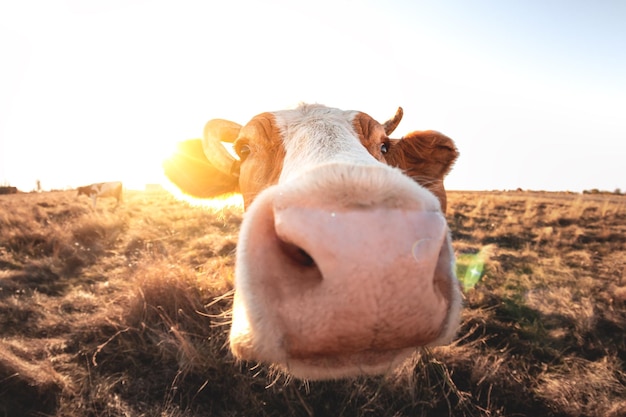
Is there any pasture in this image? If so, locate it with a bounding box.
[1,189,624,416]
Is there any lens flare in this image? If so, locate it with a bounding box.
[457,245,494,290]
[411,238,433,261]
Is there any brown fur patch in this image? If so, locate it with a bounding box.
[233,113,287,208]
[351,112,389,162]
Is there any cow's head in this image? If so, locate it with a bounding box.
[163,104,461,380]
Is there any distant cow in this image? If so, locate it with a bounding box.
[163,104,461,380]
[77,182,123,207]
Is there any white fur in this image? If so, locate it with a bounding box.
[273,104,380,184]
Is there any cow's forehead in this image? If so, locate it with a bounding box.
[241,105,383,143]
[271,105,359,129]
[250,105,381,182]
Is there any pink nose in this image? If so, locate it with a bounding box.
[271,205,451,358]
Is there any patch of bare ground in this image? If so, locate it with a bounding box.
[1,189,624,416]
[450,191,626,416]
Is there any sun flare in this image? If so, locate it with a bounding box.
[159,138,244,211]
[161,177,243,211]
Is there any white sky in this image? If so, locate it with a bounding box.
[1,0,625,192]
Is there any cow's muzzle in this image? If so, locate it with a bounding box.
[229,163,461,379]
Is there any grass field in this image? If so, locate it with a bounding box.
[1,189,625,416]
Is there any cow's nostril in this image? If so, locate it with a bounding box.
[278,239,315,267]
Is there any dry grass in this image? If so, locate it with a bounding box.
[0,189,624,416]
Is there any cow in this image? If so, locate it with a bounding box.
[163,104,461,380]
[76,181,123,207]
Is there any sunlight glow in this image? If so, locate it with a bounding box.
[161,175,244,212]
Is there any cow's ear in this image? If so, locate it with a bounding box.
[162,139,239,198]
[385,130,458,212]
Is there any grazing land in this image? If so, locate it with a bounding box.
[1,189,625,416]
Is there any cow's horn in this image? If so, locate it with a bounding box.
[202,119,242,176]
[383,107,403,135]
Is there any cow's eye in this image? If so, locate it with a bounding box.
[380,141,389,154]
[235,142,251,159]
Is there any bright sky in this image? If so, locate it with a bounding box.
[1,0,625,192]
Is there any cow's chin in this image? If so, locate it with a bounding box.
[229,322,416,380]
[280,349,416,380]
